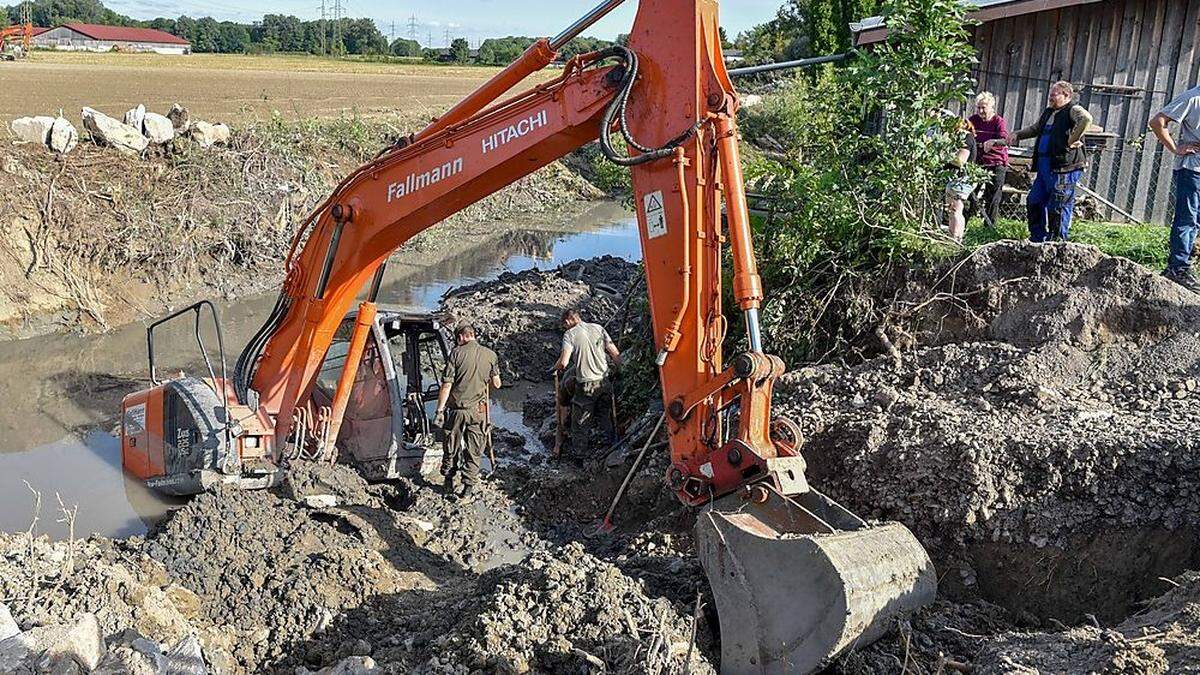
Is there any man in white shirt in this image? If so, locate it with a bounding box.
[1151,85,1200,291]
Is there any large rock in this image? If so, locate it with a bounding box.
[0,602,17,641]
[142,112,175,144]
[123,104,147,132]
[10,115,54,145]
[0,613,103,672]
[166,103,191,132]
[164,634,206,674]
[82,107,148,155]
[186,120,231,148]
[49,117,78,155]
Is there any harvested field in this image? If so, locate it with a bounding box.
[1,53,550,121]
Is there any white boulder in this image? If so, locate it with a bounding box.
[81,107,148,155]
[10,116,55,145]
[187,120,231,148]
[0,603,17,641]
[49,117,78,154]
[142,112,175,144]
[0,613,103,673]
[123,104,146,132]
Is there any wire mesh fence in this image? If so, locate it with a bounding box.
[988,144,1180,228]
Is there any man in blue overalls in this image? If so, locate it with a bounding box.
[994,81,1093,242]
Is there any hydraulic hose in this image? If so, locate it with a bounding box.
[594,45,701,166]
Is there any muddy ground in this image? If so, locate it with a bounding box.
[4,243,1200,674]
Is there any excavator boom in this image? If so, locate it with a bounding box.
[120,0,935,671]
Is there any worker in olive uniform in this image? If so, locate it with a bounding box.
[554,308,622,459]
[434,324,501,498]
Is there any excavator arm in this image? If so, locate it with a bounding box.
[123,1,935,672]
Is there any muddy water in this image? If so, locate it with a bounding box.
[0,202,639,540]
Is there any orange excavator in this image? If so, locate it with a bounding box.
[0,23,33,60]
[119,0,935,670]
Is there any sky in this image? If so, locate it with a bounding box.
[101,0,783,47]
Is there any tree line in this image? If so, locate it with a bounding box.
[2,0,618,60]
[734,0,879,64]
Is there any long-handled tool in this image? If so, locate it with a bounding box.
[594,413,665,534]
[484,398,497,477]
[552,370,566,458]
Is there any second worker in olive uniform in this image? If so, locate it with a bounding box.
[434,324,500,498]
[554,308,622,459]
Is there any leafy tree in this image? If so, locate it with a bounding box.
[477,35,534,65]
[390,37,421,57]
[217,21,249,53]
[449,36,469,62]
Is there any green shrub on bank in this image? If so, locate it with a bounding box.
[740,0,976,363]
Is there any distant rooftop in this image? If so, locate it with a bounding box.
[56,23,190,45]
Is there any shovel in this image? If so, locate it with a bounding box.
[552,370,566,458]
[484,398,496,477]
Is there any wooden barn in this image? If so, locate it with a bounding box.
[852,0,1200,225]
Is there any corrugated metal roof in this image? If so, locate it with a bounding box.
[30,27,51,36]
[63,23,190,45]
[852,0,1101,44]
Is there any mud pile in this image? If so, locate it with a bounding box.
[441,255,639,383]
[142,484,411,671]
[314,542,713,674]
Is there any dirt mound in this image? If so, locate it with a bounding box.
[355,542,713,674]
[143,486,408,670]
[777,241,1200,626]
[388,474,541,573]
[0,117,602,340]
[0,533,206,644]
[902,240,1200,350]
[441,255,639,383]
[279,459,380,507]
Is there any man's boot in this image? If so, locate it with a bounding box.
[1164,267,1200,292]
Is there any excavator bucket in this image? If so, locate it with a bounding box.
[695,484,936,674]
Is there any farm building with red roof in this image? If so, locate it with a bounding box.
[31,23,190,55]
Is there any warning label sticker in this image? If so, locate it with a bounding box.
[124,403,146,434]
[644,190,667,239]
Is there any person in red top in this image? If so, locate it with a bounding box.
[969,91,1009,228]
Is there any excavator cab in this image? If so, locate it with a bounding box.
[122,303,448,495]
[311,307,449,480]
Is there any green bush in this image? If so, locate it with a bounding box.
[739,0,976,363]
